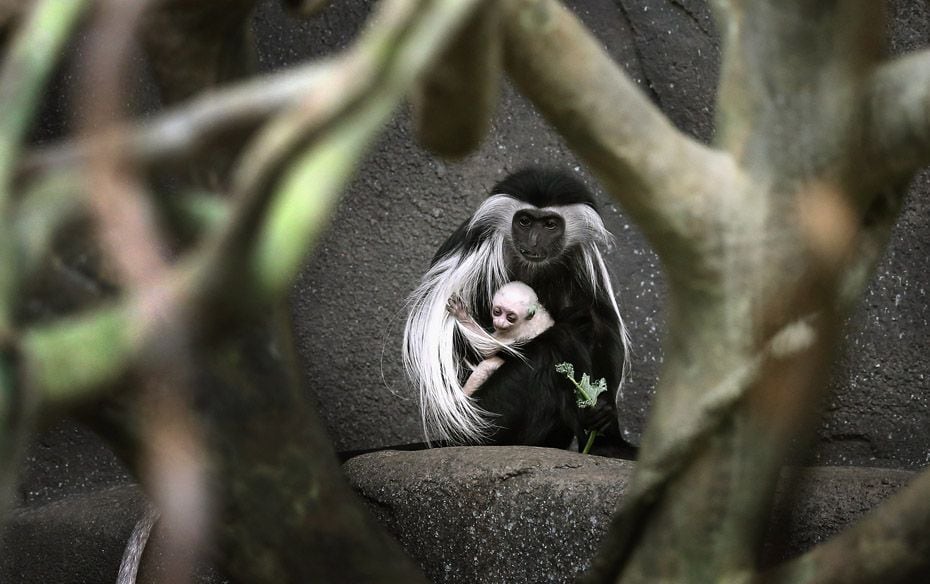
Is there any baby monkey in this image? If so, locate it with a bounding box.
[447,281,555,396]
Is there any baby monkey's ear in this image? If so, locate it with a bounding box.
[526,303,538,319]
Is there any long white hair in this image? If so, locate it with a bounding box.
[402,194,630,444]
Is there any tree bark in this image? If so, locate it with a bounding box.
[412,4,502,158]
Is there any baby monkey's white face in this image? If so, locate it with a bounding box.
[490,299,524,332]
[490,281,538,333]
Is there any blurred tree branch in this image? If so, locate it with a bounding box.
[501,0,741,265]
[411,4,502,158]
[5,0,484,582]
[18,59,339,182]
[0,0,91,524]
[0,1,29,38]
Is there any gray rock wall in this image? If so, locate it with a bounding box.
[288,1,930,469]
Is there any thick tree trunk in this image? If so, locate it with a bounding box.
[202,312,428,583]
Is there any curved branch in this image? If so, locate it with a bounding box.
[765,467,930,584]
[584,312,823,583]
[836,186,906,313]
[0,0,91,526]
[499,0,737,257]
[411,4,501,158]
[18,59,340,183]
[196,0,490,307]
[0,0,91,327]
[863,49,930,189]
[80,0,169,290]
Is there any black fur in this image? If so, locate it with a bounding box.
[434,168,627,449]
[492,167,599,209]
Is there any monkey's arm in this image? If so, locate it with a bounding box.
[462,355,505,396]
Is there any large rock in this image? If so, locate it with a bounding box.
[345,446,917,584]
[0,485,145,583]
[1,446,920,583]
[762,465,919,564]
[346,446,634,583]
[0,484,226,584]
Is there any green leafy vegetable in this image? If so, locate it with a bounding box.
[556,362,608,454]
[556,362,607,408]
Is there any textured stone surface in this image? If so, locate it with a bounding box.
[1,484,228,584]
[0,485,145,584]
[2,447,920,584]
[345,446,634,583]
[345,447,918,584]
[763,465,918,565]
[17,419,132,507]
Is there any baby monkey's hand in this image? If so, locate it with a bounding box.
[446,293,469,321]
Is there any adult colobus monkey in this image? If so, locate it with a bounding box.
[403,168,630,448]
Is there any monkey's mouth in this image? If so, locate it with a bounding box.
[518,248,546,261]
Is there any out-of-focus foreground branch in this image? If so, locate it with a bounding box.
[863,49,930,190]
[2,0,486,582]
[0,0,92,526]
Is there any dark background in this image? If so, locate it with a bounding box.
[21,0,930,509]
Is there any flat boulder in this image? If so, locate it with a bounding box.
[344,446,915,584]
[345,446,634,583]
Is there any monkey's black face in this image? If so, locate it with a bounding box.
[511,209,565,263]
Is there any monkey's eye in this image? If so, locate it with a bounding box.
[544,218,559,230]
[506,313,517,323]
[517,215,532,228]
[492,307,502,316]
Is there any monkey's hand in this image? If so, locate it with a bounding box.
[446,293,469,321]
[579,393,619,435]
